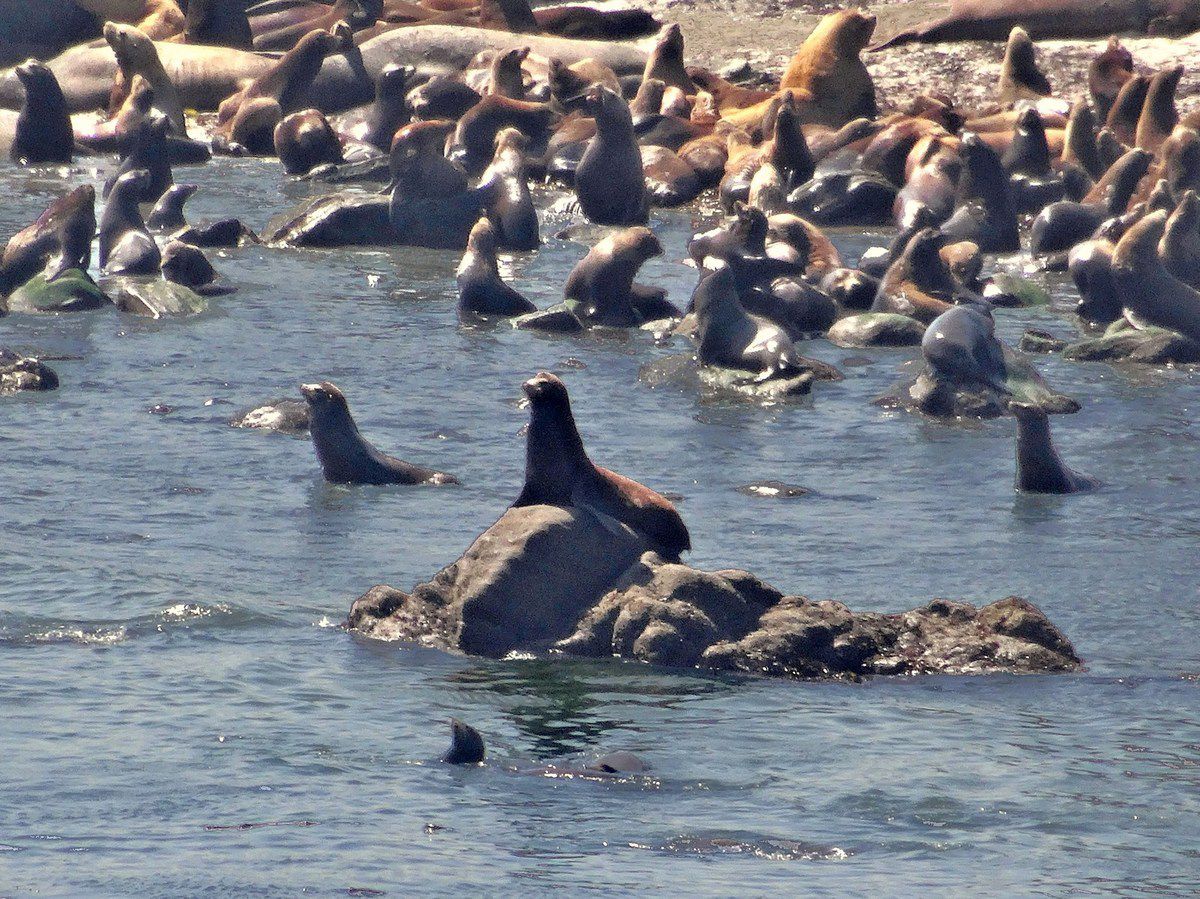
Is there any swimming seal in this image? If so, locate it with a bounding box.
[573,86,647,225]
[443,719,485,764]
[563,227,668,327]
[8,60,72,164]
[1011,403,1099,493]
[456,216,536,319]
[99,169,162,275]
[513,371,690,561]
[300,381,460,485]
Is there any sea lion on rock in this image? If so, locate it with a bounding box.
[389,120,489,249]
[563,227,669,327]
[301,381,459,486]
[104,22,187,135]
[147,183,196,231]
[1112,209,1200,343]
[573,85,647,225]
[275,108,344,175]
[513,371,690,561]
[779,9,877,128]
[996,27,1051,105]
[456,216,536,319]
[1134,65,1182,153]
[448,93,559,175]
[1011,403,1099,494]
[871,228,968,324]
[0,185,95,295]
[105,111,173,201]
[99,169,162,275]
[641,23,692,94]
[921,303,1009,398]
[161,239,229,294]
[7,60,72,164]
[442,719,485,764]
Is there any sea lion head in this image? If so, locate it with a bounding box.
[442,719,485,765]
[493,126,528,154]
[103,22,152,71]
[522,371,571,409]
[621,225,664,263]
[300,381,350,416]
[14,60,57,97]
[731,201,769,249]
[110,168,154,205]
[655,22,684,58]
[377,63,413,98]
[465,216,498,258]
[161,240,216,288]
[832,9,876,53]
[584,86,632,131]
[329,20,355,51]
[347,0,383,29]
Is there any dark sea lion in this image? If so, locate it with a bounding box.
[0,185,95,294]
[787,169,897,228]
[406,74,481,121]
[1002,108,1052,176]
[477,0,539,34]
[1160,127,1200,199]
[275,108,344,175]
[1160,190,1200,287]
[1134,65,1182,153]
[564,227,664,327]
[147,183,196,231]
[996,26,1051,105]
[350,63,411,151]
[185,0,254,48]
[442,719,485,765]
[456,216,535,319]
[921,303,1009,396]
[300,381,459,485]
[161,239,229,293]
[484,46,528,99]
[777,9,876,128]
[533,3,660,40]
[870,0,1179,49]
[478,127,539,251]
[7,60,72,164]
[940,132,1019,253]
[1106,73,1149,146]
[99,169,162,275]
[573,85,647,226]
[1088,38,1133,124]
[641,23,691,94]
[514,371,690,561]
[389,120,488,249]
[1011,403,1099,494]
[1068,216,1128,325]
[1031,148,1152,255]
[1112,209,1200,342]
[104,111,173,202]
[105,22,187,135]
[1062,98,1103,182]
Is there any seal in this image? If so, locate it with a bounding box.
[6,60,73,164]
[1112,209,1200,343]
[573,85,647,225]
[1134,65,1182,153]
[442,719,485,764]
[941,132,1019,252]
[99,169,162,276]
[0,184,95,294]
[388,120,488,249]
[353,63,412,151]
[478,127,539,251]
[161,239,230,294]
[184,0,254,48]
[1088,38,1133,123]
[105,111,173,202]
[274,108,344,175]
[1011,403,1099,493]
[513,371,690,561]
[105,22,187,136]
[147,183,197,231]
[871,227,966,324]
[484,46,529,99]
[563,227,666,327]
[1105,73,1149,146]
[448,93,559,175]
[300,381,460,485]
[1061,98,1103,182]
[456,216,536,318]
[996,26,1051,105]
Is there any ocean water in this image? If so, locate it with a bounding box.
[1,158,1198,897]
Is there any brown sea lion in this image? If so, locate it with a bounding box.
[449,93,559,174]
[1088,37,1134,123]
[1106,73,1149,146]
[1135,65,1182,153]
[105,22,186,135]
[871,227,962,323]
[300,381,459,486]
[641,23,691,94]
[275,108,344,175]
[1112,209,1200,342]
[76,0,185,40]
[1160,126,1200,199]
[1062,98,1103,182]
[455,216,536,319]
[485,46,528,98]
[563,226,665,326]
[513,371,690,561]
[996,26,1051,105]
[778,9,877,128]
[0,185,95,295]
[1159,190,1200,287]
[547,56,620,109]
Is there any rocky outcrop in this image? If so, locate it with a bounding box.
[0,349,58,393]
[347,504,1081,679]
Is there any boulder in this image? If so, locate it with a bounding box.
[827,312,925,348]
[0,349,58,393]
[6,270,110,313]
[1063,322,1200,364]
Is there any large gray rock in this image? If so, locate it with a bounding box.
[0,349,58,393]
[347,506,1081,679]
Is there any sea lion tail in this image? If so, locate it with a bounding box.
[867,29,918,52]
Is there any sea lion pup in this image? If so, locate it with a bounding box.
[99,169,162,276]
[1106,73,1149,146]
[456,217,535,319]
[941,133,1019,253]
[871,228,970,324]
[0,185,95,295]
[300,381,459,486]
[105,111,173,202]
[217,24,350,130]
[996,26,1051,106]
[1161,190,1200,288]
[5,61,73,164]
[1134,65,1182,154]
[514,371,690,561]
[442,719,485,765]
[1089,38,1134,123]
[1112,209,1200,343]
[104,22,187,136]
[641,23,692,94]
[1011,403,1099,494]
[275,109,344,175]
[184,0,253,49]
[778,9,877,128]
[478,127,539,251]
[147,183,196,231]
[573,86,647,225]
[563,227,671,327]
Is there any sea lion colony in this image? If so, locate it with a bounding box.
[5,1,1198,702]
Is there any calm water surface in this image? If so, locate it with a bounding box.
[1,158,1198,896]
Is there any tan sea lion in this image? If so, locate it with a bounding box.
[105,22,186,135]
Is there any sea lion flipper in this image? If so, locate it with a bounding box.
[574,498,635,543]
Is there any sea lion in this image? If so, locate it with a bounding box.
[1062,98,1103,182]
[456,216,535,319]
[300,381,459,486]
[221,95,284,154]
[77,0,185,39]
[147,183,196,231]
[641,23,692,94]
[448,93,559,175]
[779,9,877,128]
[921,303,1009,398]
[388,119,488,249]
[442,719,485,764]
[1068,216,1128,325]
[513,371,690,561]
[1134,65,1182,153]
[99,169,162,275]
[1088,38,1133,123]
[252,0,379,51]
[105,22,187,136]
[484,46,528,99]
[104,111,173,202]
[1160,190,1200,287]
[1106,73,1149,146]
[75,71,155,153]
[1112,209,1200,343]
[532,4,660,41]
[996,27,1051,105]
[871,227,967,324]
[1031,148,1152,255]
[6,60,72,164]
[1011,403,1099,494]
[563,227,666,327]
[478,127,539,251]
[184,0,253,48]
[573,86,647,226]
[547,56,620,109]
[940,132,1019,253]
[0,185,95,294]
[641,145,702,207]
[161,239,228,293]
[275,108,344,175]
[1160,126,1200,199]
[350,63,411,151]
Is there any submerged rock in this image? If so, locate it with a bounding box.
[261,193,393,248]
[827,313,925,348]
[1063,322,1200,365]
[230,398,310,434]
[108,279,209,318]
[346,504,1081,679]
[0,349,58,393]
[6,270,110,313]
